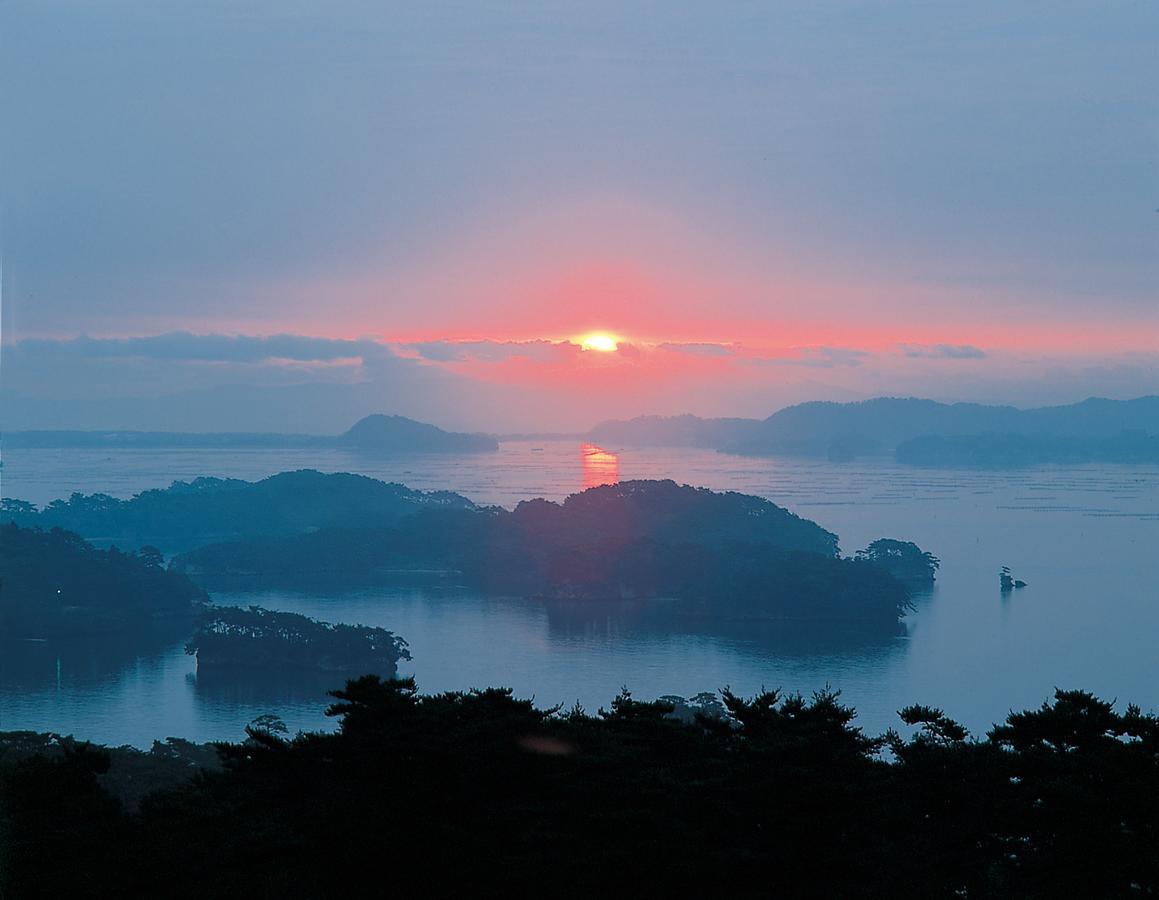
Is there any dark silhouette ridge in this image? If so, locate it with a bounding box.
[3,681,1157,896]
[588,395,1159,460]
[1,470,476,554]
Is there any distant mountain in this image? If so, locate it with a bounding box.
[730,396,1159,458]
[896,432,1159,467]
[339,414,497,453]
[587,397,1159,461]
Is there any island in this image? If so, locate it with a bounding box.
[338,414,497,453]
[999,567,1028,593]
[1,469,476,554]
[173,479,935,633]
[4,474,938,638]
[186,605,410,678]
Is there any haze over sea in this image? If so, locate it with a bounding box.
[3,441,1157,748]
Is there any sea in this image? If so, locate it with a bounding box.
[2,441,1157,748]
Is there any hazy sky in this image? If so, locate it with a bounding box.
[2,1,1157,431]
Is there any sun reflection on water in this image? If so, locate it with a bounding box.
[580,443,619,491]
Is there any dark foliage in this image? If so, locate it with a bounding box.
[0,523,207,639]
[186,605,410,677]
[856,538,940,589]
[0,731,222,813]
[2,683,1157,897]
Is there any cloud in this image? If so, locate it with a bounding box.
[1,333,428,406]
[656,342,737,357]
[13,332,394,365]
[5,330,1159,434]
[403,339,581,364]
[901,343,987,360]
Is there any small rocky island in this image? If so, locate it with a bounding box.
[999,567,1028,593]
[186,606,410,677]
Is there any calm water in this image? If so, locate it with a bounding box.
[2,441,1158,747]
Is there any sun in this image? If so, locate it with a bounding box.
[579,332,619,352]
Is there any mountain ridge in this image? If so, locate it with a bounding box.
[588,396,1159,459]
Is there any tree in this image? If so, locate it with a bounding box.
[137,545,164,568]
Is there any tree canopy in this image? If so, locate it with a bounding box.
[3,681,1157,897]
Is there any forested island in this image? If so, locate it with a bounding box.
[0,524,408,681]
[187,606,410,677]
[1,470,475,554]
[173,479,932,632]
[2,474,938,633]
[2,476,937,677]
[2,678,1156,896]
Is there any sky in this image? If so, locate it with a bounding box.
[2,1,1157,433]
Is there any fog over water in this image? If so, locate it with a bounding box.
[2,441,1157,747]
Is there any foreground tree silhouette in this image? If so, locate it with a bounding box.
[3,682,1158,897]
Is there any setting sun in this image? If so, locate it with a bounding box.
[580,332,619,352]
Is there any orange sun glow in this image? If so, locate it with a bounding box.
[579,332,619,352]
